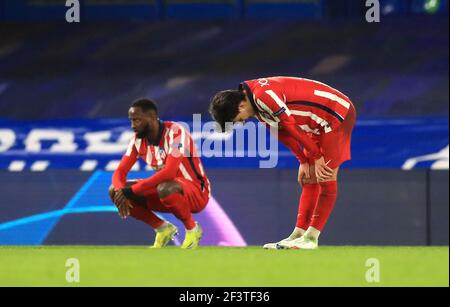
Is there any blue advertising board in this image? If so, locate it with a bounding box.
[0,117,448,170]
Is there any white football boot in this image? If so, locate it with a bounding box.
[278,227,320,250]
[285,237,318,250]
[263,228,304,250]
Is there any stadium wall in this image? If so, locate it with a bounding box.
[0,169,447,246]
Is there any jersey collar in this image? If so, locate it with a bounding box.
[148,120,165,146]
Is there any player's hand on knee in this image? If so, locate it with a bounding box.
[298,163,310,186]
[113,189,134,219]
[114,189,128,207]
[117,203,128,219]
[314,156,333,181]
[108,185,116,203]
[117,200,133,219]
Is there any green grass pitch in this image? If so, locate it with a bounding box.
[0,246,448,287]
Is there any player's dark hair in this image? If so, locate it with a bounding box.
[131,98,158,115]
[209,90,245,132]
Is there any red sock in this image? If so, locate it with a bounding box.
[160,193,196,230]
[129,206,165,229]
[296,183,321,230]
[310,181,338,231]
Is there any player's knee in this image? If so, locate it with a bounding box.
[319,176,338,183]
[318,179,338,195]
[318,169,339,183]
[301,177,318,185]
[108,184,115,200]
[157,182,182,199]
[125,180,137,188]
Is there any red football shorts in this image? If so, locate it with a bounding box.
[132,178,209,213]
[172,177,209,213]
[306,104,357,169]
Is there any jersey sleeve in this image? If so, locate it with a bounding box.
[277,129,309,164]
[255,87,322,161]
[112,137,138,189]
[262,121,307,164]
[131,124,187,195]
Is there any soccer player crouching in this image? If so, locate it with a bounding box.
[109,98,211,249]
[209,77,356,250]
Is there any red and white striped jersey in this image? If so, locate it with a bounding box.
[112,121,210,197]
[240,77,354,136]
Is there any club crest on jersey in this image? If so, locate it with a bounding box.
[258,78,270,87]
[159,148,167,159]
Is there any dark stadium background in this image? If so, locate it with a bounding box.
[0,0,448,247]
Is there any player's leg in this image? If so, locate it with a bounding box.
[306,168,339,236]
[109,181,162,225]
[278,166,339,250]
[263,165,320,249]
[141,191,179,248]
[288,104,356,250]
[109,181,178,248]
[289,168,340,250]
[270,165,321,249]
[157,181,196,230]
[295,164,321,233]
[157,180,207,249]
